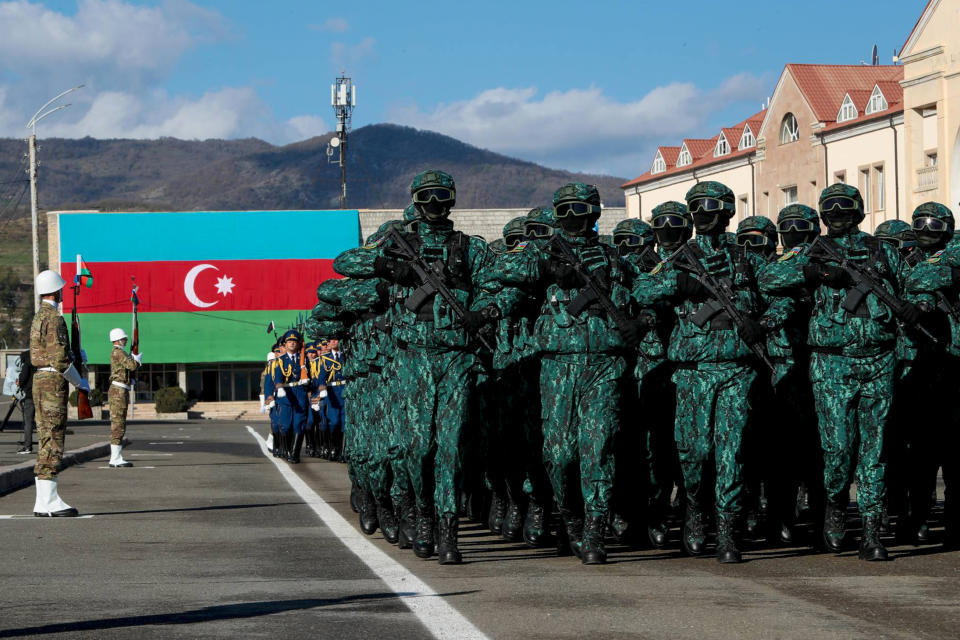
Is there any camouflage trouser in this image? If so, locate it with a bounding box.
[499,361,549,506]
[540,353,625,519]
[108,385,129,445]
[402,348,476,517]
[672,362,756,519]
[342,375,367,482]
[810,351,894,518]
[363,364,397,504]
[635,363,679,525]
[385,353,413,508]
[33,372,68,480]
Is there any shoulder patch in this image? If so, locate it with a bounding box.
[507,241,529,253]
[778,247,801,262]
[362,237,385,250]
[927,249,945,264]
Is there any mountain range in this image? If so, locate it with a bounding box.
[0,124,627,214]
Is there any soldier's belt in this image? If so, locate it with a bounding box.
[276,380,311,389]
[37,367,58,373]
[111,381,132,390]
[327,380,346,386]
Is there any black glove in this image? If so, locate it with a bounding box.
[540,260,584,289]
[375,280,391,299]
[738,317,765,345]
[460,306,499,332]
[804,263,852,288]
[899,301,922,326]
[676,272,705,298]
[620,320,644,349]
[373,256,418,286]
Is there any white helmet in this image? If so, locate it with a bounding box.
[109,328,128,342]
[36,270,67,295]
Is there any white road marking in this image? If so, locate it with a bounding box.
[147,442,183,445]
[97,466,156,469]
[128,453,173,457]
[162,435,191,438]
[0,515,95,519]
[246,425,488,640]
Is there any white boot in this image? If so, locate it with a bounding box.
[109,444,133,468]
[33,478,78,517]
[266,433,274,453]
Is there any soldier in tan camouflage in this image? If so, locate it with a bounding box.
[30,270,88,517]
[107,327,141,467]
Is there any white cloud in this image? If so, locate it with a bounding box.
[310,17,348,32]
[331,37,376,69]
[286,115,328,140]
[387,74,768,176]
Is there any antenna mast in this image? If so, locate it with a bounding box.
[328,72,356,209]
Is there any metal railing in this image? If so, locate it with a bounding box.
[916,165,938,192]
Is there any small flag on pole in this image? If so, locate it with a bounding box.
[76,254,93,288]
[266,321,275,334]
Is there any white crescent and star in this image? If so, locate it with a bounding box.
[184,264,235,308]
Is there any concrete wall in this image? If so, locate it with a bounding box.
[358,208,627,241]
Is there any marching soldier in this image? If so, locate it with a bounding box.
[106,328,141,468]
[30,270,88,517]
[267,330,310,463]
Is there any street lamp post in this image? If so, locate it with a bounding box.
[26,85,83,311]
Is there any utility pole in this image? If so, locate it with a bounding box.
[26,85,84,310]
[327,73,356,209]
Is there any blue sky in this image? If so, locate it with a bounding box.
[0,0,926,177]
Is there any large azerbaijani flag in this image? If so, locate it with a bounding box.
[58,210,360,364]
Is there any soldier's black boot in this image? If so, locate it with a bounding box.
[580,515,607,565]
[271,430,282,457]
[289,433,304,463]
[413,508,436,559]
[359,489,379,535]
[682,504,706,557]
[378,499,399,544]
[647,518,669,549]
[350,478,361,513]
[501,499,524,542]
[488,492,507,535]
[609,512,631,545]
[396,496,417,550]
[522,500,547,548]
[437,514,463,565]
[823,500,847,553]
[559,509,584,559]
[716,515,742,564]
[858,516,889,561]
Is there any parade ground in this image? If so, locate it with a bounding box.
[0,418,956,640]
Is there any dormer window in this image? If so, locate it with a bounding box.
[738,125,755,150]
[837,94,857,123]
[651,151,666,174]
[677,144,692,167]
[865,85,888,114]
[780,113,799,144]
[714,133,730,157]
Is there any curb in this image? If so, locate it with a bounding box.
[0,441,111,496]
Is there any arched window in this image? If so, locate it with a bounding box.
[714,133,730,157]
[837,94,857,123]
[780,113,799,144]
[651,151,666,174]
[866,86,888,115]
[677,144,692,167]
[738,125,755,150]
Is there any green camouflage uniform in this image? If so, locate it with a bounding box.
[108,344,138,445]
[29,301,72,480]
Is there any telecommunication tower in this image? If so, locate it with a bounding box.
[328,73,356,209]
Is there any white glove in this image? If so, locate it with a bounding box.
[318,389,328,399]
[132,353,143,364]
[266,401,275,410]
[258,394,265,411]
[311,402,320,411]
[61,363,85,387]
[276,387,286,398]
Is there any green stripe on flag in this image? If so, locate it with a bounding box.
[77,310,306,364]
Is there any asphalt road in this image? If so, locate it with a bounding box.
[0,421,957,639]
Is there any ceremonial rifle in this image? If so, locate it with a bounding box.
[384,227,495,351]
[70,282,93,420]
[130,277,139,417]
[808,237,938,344]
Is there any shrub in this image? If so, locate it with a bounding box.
[68,387,105,407]
[155,386,188,413]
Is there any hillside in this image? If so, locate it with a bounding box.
[0,124,626,213]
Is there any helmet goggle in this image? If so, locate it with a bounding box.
[613,233,649,248]
[554,201,602,217]
[877,236,916,250]
[412,187,455,203]
[736,234,772,248]
[504,233,525,248]
[912,216,950,233]
[777,218,818,233]
[687,198,728,214]
[820,196,860,213]
[651,214,691,229]
[525,222,554,239]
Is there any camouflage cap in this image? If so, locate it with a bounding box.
[402,203,418,222]
[912,201,954,223]
[553,182,601,206]
[503,216,527,238]
[874,219,913,239]
[410,169,455,194]
[613,218,653,238]
[651,201,690,220]
[686,181,735,205]
[737,215,776,234]
[777,204,820,223]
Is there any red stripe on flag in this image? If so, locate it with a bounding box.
[62,259,339,313]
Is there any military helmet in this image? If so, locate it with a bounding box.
[819,183,864,222]
[911,201,955,234]
[874,219,913,239]
[777,204,820,224]
[410,169,455,195]
[525,206,556,239]
[650,201,689,220]
[736,215,778,250]
[686,181,735,216]
[503,216,527,238]
[526,206,554,219]
[553,183,601,207]
[613,218,653,237]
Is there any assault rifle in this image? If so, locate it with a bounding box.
[808,237,938,344]
[71,283,93,420]
[543,235,641,348]
[384,227,496,351]
[670,243,776,375]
